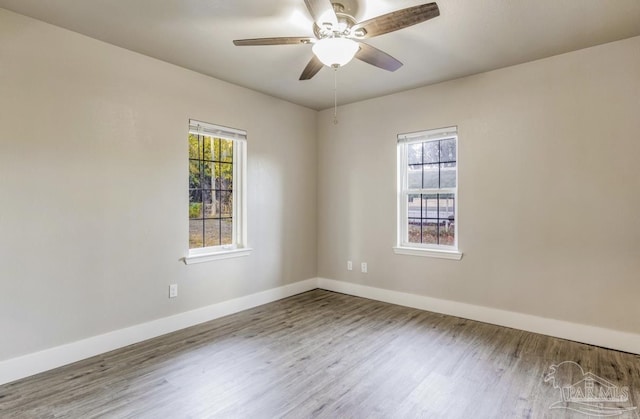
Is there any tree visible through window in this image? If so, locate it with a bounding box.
[187,120,246,254]
[189,134,233,247]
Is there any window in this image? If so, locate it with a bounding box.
[185,120,250,264]
[395,126,461,260]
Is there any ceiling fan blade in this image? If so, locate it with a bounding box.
[352,2,440,39]
[304,0,338,27]
[299,55,324,80]
[355,42,403,72]
[233,37,314,46]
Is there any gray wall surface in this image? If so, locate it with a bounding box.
[0,9,317,361]
[317,35,640,334]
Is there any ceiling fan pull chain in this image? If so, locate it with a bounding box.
[333,66,339,125]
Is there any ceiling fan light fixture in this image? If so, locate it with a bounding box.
[312,37,359,68]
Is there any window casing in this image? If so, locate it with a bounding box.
[396,126,461,259]
[185,120,250,264]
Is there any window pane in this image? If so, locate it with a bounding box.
[440,139,456,163]
[204,219,221,247]
[408,165,422,189]
[189,160,201,190]
[423,194,438,219]
[202,189,216,218]
[189,190,202,219]
[221,219,233,245]
[407,143,422,165]
[189,220,204,248]
[438,194,455,219]
[422,220,438,245]
[202,161,214,189]
[216,139,233,163]
[211,138,220,161]
[189,134,200,159]
[423,141,440,163]
[439,221,455,246]
[407,194,421,220]
[423,164,439,189]
[218,190,233,218]
[203,137,214,161]
[216,163,233,190]
[440,162,456,188]
[408,219,421,243]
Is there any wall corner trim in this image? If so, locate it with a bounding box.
[0,278,319,386]
[316,277,640,355]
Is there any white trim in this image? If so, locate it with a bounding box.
[5,277,639,385]
[316,278,640,355]
[238,138,248,246]
[188,119,246,142]
[184,247,253,264]
[406,187,457,195]
[397,132,459,251]
[393,246,462,260]
[398,126,457,143]
[0,278,317,385]
[187,126,248,258]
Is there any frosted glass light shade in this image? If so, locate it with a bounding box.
[312,38,359,67]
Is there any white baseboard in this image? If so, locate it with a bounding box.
[4,277,638,386]
[317,278,640,355]
[0,278,318,386]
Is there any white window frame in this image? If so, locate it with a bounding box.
[184,120,251,265]
[394,126,462,260]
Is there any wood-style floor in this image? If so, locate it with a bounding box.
[1,290,639,418]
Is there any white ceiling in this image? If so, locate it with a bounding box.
[1,0,639,110]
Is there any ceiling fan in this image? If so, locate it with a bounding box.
[233,0,440,80]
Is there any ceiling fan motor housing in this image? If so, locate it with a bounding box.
[313,3,365,40]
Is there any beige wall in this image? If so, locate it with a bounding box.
[318,36,640,333]
[0,9,317,361]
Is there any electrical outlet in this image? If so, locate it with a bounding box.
[169,284,178,298]
[347,260,353,271]
[361,262,367,273]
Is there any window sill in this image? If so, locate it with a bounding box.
[393,246,463,260]
[183,248,253,265]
